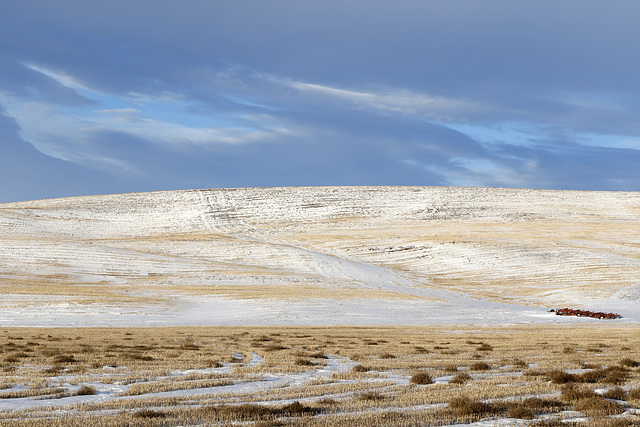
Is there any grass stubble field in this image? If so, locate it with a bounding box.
[1,186,639,425]
[0,326,639,426]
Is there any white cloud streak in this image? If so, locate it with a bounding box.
[289,81,483,122]
[15,63,294,148]
[22,62,94,94]
[92,108,293,147]
[1,81,294,177]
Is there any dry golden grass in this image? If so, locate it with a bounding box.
[0,325,638,426]
[163,283,413,300]
[0,276,158,305]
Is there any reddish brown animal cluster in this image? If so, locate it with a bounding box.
[549,308,622,319]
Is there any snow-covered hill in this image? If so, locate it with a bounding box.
[1,186,638,326]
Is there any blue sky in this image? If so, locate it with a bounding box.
[1,1,639,202]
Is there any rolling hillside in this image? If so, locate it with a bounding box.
[1,186,638,326]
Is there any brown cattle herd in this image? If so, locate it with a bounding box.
[550,308,622,319]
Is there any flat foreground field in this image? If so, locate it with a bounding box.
[0,325,639,426]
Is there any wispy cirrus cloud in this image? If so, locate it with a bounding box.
[289,81,484,122]
[91,108,294,147]
[1,63,297,175]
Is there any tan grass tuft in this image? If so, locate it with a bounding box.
[561,384,596,401]
[548,370,579,384]
[573,397,626,416]
[448,395,499,417]
[618,357,639,367]
[449,372,471,384]
[410,372,433,385]
[602,387,627,400]
[470,361,491,371]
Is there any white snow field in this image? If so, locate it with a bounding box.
[1,186,639,326]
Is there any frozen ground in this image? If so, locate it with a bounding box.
[0,186,638,326]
